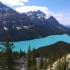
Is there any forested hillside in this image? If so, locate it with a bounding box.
[36,41,70,62]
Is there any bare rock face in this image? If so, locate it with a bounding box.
[0,2,34,28]
[66,54,70,69]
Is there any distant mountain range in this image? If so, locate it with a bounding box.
[0,2,70,41]
[65,25,70,28]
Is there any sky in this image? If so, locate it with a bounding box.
[0,0,70,25]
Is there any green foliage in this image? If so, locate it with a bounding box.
[43,58,47,70]
[55,57,67,70]
[19,49,26,58]
[29,65,38,70]
[38,55,43,70]
[36,41,70,63]
[12,51,19,59]
[26,45,32,70]
[55,59,62,70]
[0,35,16,70]
[31,48,36,65]
[26,46,37,70]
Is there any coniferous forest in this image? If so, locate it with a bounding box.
[0,36,70,70]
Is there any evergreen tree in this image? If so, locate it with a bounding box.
[61,56,67,70]
[31,48,36,65]
[55,57,67,70]
[55,59,62,70]
[19,48,23,58]
[29,65,38,70]
[38,55,43,70]
[49,63,52,70]
[0,35,16,70]
[23,50,26,57]
[19,49,26,58]
[43,58,47,70]
[26,45,32,70]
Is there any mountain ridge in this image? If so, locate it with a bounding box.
[0,2,70,41]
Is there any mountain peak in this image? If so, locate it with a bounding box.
[0,2,4,6]
[36,10,44,14]
[0,2,3,6]
[0,2,3,4]
[0,2,9,8]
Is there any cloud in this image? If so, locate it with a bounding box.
[0,0,28,6]
[0,0,69,25]
[15,6,70,25]
[15,6,53,15]
[53,14,70,25]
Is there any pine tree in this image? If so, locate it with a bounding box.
[55,59,62,70]
[29,65,38,70]
[0,35,16,70]
[49,63,52,70]
[19,48,23,58]
[23,50,26,57]
[19,49,26,58]
[61,56,67,70]
[55,57,67,70]
[31,48,36,65]
[43,58,47,70]
[38,55,43,70]
[26,45,32,70]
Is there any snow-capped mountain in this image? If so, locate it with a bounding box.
[26,10,70,31]
[0,2,34,29]
[26,10,59,26]
[0,2,70,41]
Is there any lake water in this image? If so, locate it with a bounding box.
[13,34,70,52]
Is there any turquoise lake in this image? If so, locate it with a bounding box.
[13,34,70,52]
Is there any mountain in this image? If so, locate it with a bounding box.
[0,2,70,41]
[26,10,70,32]
[0,2,38,41]
[26,10,70,36]
[0,2,34,28]
[65,25,70,28]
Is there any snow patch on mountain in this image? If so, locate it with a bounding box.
[23,26,28,29]
[16,27,22,30]
[26,10,51,21]
[44,15,51,19]
[38,16,40,19]
[27,12,33,16]
[4,27,8,30]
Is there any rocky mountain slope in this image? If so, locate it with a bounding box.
[26,10,70,32]
[0,2,70,41]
